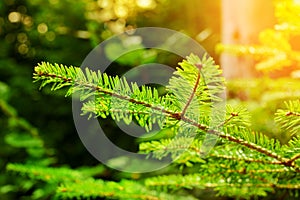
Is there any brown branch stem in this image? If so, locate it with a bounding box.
[181,72,201,117]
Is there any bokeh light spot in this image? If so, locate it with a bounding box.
[56,26,69,34]
[136,0,156,9]
[18,44,29,54]
[37,23,48,34]
[23,16,33,27]
[97,0,112,8]
[114,5,128,18]
[17,6,27,14]
[46,31,56,41]
[17,33,28,43]
[8,12,22,23]
[5,33,15,43]
[75,30,90,39]
[107,19,126,33]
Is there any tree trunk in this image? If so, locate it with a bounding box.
[221,0,275,79]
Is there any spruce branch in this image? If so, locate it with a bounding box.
[33,55,298,168]
[34,62,179,131]
[219,105,251,128]
[275,100,300,137]
[30,54,300,199]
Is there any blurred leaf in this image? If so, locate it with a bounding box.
[104,36,157,66]
[5,133,43,148]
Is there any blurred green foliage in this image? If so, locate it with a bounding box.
[0,0,221,199]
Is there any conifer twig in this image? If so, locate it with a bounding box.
[34,65,294,168]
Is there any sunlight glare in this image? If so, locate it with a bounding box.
[294,0,300,4]
[136,0,156,9]
[114,5,128,18]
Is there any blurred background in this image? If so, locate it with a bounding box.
[1,0,300,199]
[0,1,221,198]
[0,0,221,165]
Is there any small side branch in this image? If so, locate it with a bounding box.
[209,154,283,165]
[217,112,239,128]
[283,153,300,167]
[286,111,300,117]
[181,72,201,117]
